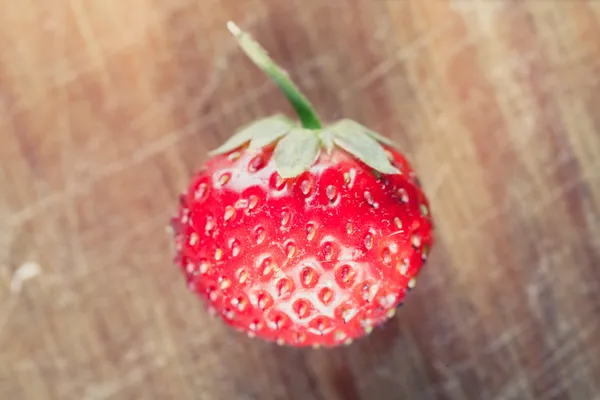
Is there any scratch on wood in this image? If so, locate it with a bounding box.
[68,0,112,90]
[0,299,17,337]
[483,323,526,355]
[427,163,451,197]
[339,20,457,99]
[433,359,470,400]
[82,354,168,400]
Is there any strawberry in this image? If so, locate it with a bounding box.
[170,22,434,347]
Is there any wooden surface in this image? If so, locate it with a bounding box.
[1,1,600,399]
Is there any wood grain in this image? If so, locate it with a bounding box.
[1,1,600,399]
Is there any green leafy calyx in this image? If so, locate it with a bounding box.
[330,120,400,174]
[209,116,401,178]
[213,22,401,177]
[208,115,295,156]
[274,128,321,178]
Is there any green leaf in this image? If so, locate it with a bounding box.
[249,121,296,150]
[208,115,295,156]
[331,120,401,175]
[337,119,398,148]
[273,128,321,178]
[318,129,335,155]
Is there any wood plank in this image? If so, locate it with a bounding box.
[1,1,599,399]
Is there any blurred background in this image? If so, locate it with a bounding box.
[1,1,600,399]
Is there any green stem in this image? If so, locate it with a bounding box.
[227,21,323,130]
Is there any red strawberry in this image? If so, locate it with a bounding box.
[170,22,434,347]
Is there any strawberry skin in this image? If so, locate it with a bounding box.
[172,145,433,347]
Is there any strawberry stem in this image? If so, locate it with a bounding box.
[227,21,323,130]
